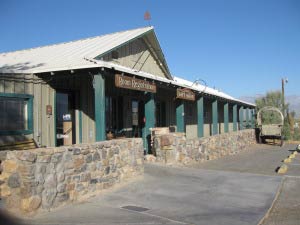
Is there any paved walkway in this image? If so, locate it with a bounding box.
[1,143,298,225]
[260,145,300,225]
[190,144,294,176]
[261,176,300,225]
[23,165,281,225]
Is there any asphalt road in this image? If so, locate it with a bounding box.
[1,143,298,225]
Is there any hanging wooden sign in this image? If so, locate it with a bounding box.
[176,88,195,101]
[115,74,157,93]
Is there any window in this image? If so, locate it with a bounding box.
[0,93,33,135]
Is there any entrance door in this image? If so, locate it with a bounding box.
[56,91,75,146]
[156,101,166,127]
[131,100,145,137]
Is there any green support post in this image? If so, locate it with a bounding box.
[224,102,229,133]
[251,108,256,128]
[212,99,218,135]
[197,97,204,137]
[94,73,106,141]
[246,108,250,128]
[239,106,244,130]
[54,90,57,146]
[143,93,155,154]
[233,104,237,131]
[176,101,185,133]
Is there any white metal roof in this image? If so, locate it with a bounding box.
[173,76,255,106]
[0,26,156,74]
[0,26,254,107]
[94,61,255,106]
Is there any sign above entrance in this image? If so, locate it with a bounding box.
[115,74,157,93]
[176,88,195,101]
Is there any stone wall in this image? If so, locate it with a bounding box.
[0,138,144,214]
[154,129,256,165]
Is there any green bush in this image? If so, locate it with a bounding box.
[293,128,300,141]
[283,117,291,140]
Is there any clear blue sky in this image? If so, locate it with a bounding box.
[0,0,299,98]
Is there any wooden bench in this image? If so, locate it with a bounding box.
[0,139,37,151]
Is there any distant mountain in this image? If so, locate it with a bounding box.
[239,95,300,118]
[239,95,262,104]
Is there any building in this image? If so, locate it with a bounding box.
[0,26,255,153]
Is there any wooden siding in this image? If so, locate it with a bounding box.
[1,71,248,147]
[0,74,55,146]
[185,101,197,139]
[101,38,168,79]
[218,101,224,134]
[105,74,176,131]
[204,99,212,136]
[155,86,176,127]
[0,73,96,147]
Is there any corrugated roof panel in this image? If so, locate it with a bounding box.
[0,27,154,74]
[173,76,255,106]
[0,26,254,106]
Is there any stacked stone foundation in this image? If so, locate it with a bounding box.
[0,138,144,214]
[154,129,256,165]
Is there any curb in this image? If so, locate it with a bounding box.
[283,158,291,163]
[257,177,286,225]
[289,154,295,159]
[283,150,298,164]
[293,151,298,156]
[277,164,288,174]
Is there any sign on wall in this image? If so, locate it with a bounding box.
[46,105,52,115]
[115,74,157,93]
[176,88,195,101]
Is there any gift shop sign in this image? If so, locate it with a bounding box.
[176,88,195,101]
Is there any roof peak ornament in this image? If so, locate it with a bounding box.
[144,10,151,26]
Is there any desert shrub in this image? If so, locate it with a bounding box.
[293,128,300,141]
[283,117,291,140]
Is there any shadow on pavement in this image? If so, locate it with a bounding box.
[0,209,25,225]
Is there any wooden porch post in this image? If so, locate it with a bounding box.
[197,97,204,137]
[212,99,218,135]
[94,73,106,141]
